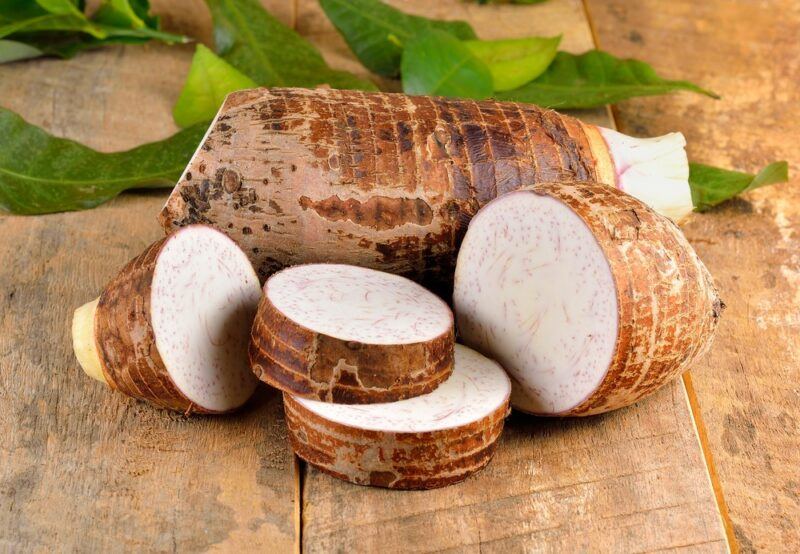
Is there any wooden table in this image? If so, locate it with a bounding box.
[0,1,796,551]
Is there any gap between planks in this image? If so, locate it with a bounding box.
[288,3,305,551]
[683,373,738,554]
[579,1,736,550]
[291,0,299,29]
[293,453,304,554]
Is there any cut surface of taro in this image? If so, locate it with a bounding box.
[72,225,262,413]
[250,263,455,403]
[454,182,721,416]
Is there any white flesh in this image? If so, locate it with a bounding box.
[599,127,693,222]
[295,344,510,433]
[454,191,618,414]
[266,264,452,345]
[151,226,261,412]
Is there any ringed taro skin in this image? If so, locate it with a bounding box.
[160,87,692,295]
[454,181,722,416]
[284,344,511,489]
[72,225,261,414]
[249,263,455,404]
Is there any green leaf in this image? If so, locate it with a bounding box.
[319,0,476,77]
[496,50,719,108]
[35,0,83,16]
[464,35,560,91]
[0,0,186,63]
[93,0,149,29]
[1,31,102,59]
[0,13,106,39]
[0,0,105,38]
[91,0,187,43]
[689,161,789,212]
[173,44,257,128]
[0,29,187,64]
[401,30,493,99]
[207,0,375,90]
[0,39,43,62]
[0,107,208,215]
[0,0,49,21]
[94,23,188,43]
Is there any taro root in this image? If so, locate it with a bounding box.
[284,344,511,489]
[72,225,261,414]
[453,181,723,416]
[249,263,454,404]
[160,87,691,294]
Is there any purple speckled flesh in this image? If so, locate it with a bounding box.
[151,226,261,411]
[266,264,453,345]
[453,190,618,414]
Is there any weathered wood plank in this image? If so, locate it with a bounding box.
[297,1,728,551]
[0,2,299,551]
[302,385,727,553]
[585,1,800,551]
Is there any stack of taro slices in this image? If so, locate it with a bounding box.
[249,263,512,489]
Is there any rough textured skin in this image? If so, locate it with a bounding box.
[250,291,454,404]
[283,394,509,490]
[94,237,211,414]
[159,87,615,294]
[511,182,724,416]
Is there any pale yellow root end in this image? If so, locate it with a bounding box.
[72,298,107,385]
[580,122,617,188]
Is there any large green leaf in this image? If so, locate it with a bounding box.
[0,107,207,215]
[464,35,560,91]
[319,0,476,77]
[207,0,375,90]
[690,161,789,212]
[401,30,492,99]
[496,50,719,108]
[173,44,257,128]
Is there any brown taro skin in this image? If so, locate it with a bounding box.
[517,182,723,416]
[93,237,202,413]
[159,87,615,294]
[283,394,509,490]
[249,277,455,404]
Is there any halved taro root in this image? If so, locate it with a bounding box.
[284,344,511,489]
[72,225,261,414]
[453,181,723,417]
[249,264,454,403]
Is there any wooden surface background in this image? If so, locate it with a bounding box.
[0,0,796,552]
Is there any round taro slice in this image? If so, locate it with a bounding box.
[284,344,511,489]
[72,225,261,413]
[249,263,455,403]
[453,181,722,416]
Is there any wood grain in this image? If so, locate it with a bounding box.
[298,1,728,551]
[585,1,800,551]
[302,385,726,553]
[0,2,298,551]
[0,0,760,551]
